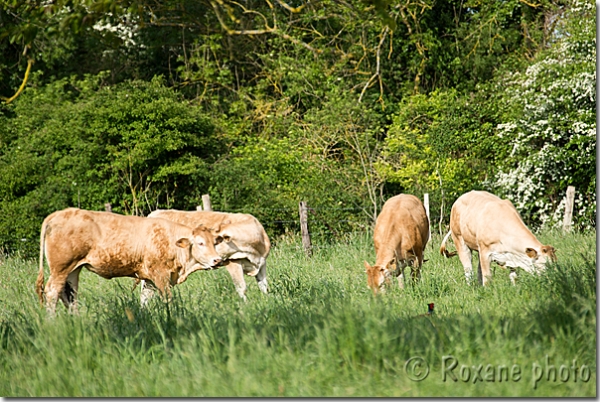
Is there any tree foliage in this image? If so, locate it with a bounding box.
[0,74,221,254]
[0,0,595,257]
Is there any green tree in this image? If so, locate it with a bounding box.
[378,88,504,228]
[0,73,222,256]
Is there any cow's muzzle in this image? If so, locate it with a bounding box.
[210,256,224,269]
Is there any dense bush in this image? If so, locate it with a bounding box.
[378,88,505,225]
[207,93,386,242]
[0,74,222,255]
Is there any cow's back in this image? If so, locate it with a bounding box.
[44,208,192,279]
[374,194,429,259]
[148,209,270,258]
[48,208,172,249]
[43,208,103,269]
[451,190,535,248]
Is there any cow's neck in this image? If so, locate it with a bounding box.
[175,248,203,284]
[489,250,536,273]
[374,245,397,268]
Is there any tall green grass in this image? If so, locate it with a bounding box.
[0,230,595,396]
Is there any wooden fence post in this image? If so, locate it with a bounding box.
[196,205,203,211]
[562,186,576,232]
[104,203,112,212]
[202,194,212,211]
[423,193,431,247]
[299,201,312,257]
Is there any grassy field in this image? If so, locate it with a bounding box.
[0,230,596,397]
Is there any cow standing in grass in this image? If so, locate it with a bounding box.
[364,194,430,295]
[440,190,557,286]
[36,208,223,314]
[147,209,271,301]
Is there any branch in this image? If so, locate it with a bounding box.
[2,51,33,104]
[275,0,308,13]
[210,0,322,55]
[210,0,276,35]
[358,26,388,103]
[279,32,322,54]
[518,0,541,8]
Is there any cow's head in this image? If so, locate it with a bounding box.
[525,244,557,272]
[364,258,396,295]
[176,224,223,270]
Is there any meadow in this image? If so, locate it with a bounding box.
[0,230,595,397]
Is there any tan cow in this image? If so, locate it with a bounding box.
[147,209,271,301]
[36,208,223,314]
[440,190,557,285]
[363,194,430,295]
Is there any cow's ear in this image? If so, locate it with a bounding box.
[192,224,206,234]
[387,258,397,269]
[542,245,558,261]
[525,248,538,258]
[542,245,556,254]
[363,261,371,273]
[176,238,191,248]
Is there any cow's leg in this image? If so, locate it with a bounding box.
[151,277,173,303]
[411,255,422,284]
[59,267,82,314]
[509,269,518,285]
[454,237,474,284]
[226,261,247,301]
[397,266,405,289]
[394,258,408,289]
[140,280,157,307]
[478,250,493,286]
[254,258,269,294]
[44,273,68,315]
[476,255,483,285]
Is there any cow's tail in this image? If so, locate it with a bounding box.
[35,217,49,307]
[439,230,457,258]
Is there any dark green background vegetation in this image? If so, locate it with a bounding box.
[0,0,596,256]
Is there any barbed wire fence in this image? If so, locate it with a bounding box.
[195,194,447,255]
[192,185,580,256]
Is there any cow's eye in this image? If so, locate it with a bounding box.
[197,241,205,246]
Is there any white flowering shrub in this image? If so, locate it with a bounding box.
[92,13,140,48]
[493,0,596,230]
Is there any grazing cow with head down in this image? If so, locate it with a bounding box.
[36,208,223,314]
[147,209,271,301]
[440,190,557,285]
[363,194,430,295]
